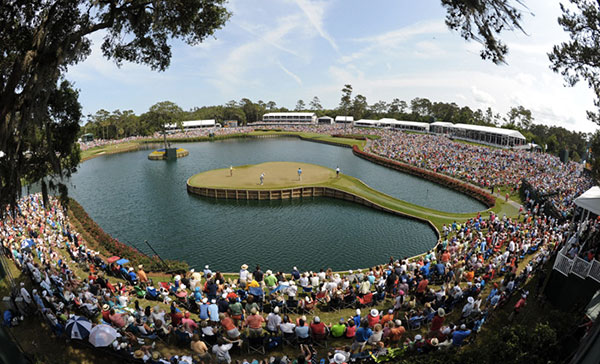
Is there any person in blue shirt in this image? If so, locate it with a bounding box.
[127,268,138,283]
[291,266,300,280]
[208,299,219,323]
[351,320,372,353]
[295,318,310,339]
[353,309,361,327]
[420,262,430,278]
[193,287,202,302]
[452,324,471,346]
[199,298,210,320]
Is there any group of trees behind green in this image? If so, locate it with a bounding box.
[83,86,592,163]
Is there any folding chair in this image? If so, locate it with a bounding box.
[311,332,328,348]
[246,334,265,355]
[357,292,373,308]
[315,291,328,305]
[328,297,342,312]
[406,315,424,331]
[282,332,297,347]
[285,298,299,314]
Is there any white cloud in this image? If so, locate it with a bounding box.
[341,20,448,63]
[278,61,303,85]
[471,86,496,105]
[293,0,338,51]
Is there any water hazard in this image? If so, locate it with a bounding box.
[66,138,485,271]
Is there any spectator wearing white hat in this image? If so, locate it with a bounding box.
[266,306,282,334]
[461,296,475,318]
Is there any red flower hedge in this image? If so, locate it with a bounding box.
[352,146,496,208]
[68,199,189,273]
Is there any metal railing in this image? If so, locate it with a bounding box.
[553,251,600,283]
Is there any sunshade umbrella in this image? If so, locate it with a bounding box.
[65,315,92,340]
[88,324,119,347]
[115,258,130,265]
[106,256,120,264]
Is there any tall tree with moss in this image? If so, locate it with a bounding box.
[0,0,230,216]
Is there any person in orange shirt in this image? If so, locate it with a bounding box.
[380,309,395,326]
[387,319,405,346]
[464,270,474,282]
[137,265,148,287]
[441,251,451,263]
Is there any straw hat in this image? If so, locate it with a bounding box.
[430,338,439,346]
[437,308,446,317]
[102,304,109,311]
[241,264,248,270]
[138,265,143,269]
[133,350,145,359]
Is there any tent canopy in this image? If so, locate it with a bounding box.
[575,186,600,216]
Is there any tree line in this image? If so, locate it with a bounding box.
[82,86,593,163]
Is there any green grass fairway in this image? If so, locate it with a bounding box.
[188,161,337,188]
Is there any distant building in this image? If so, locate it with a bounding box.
[353,118,430,132]
[165,120,216,131]
[261,112,317,124]
[430,121,526,148]
[317,116,334,125]
[81,133,94,142]
[335,116,353,124]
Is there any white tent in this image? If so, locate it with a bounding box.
[575,186,600,216]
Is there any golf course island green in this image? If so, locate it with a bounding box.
[186,161,488,234]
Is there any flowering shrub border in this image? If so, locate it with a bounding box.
[68,199,189,272]
[352,146,496,208]
[331,134,367,141]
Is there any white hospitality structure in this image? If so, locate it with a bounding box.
[261,112,317,124]
[165,119,216,131]
[353,118,430,132]
[430,121,526,148]
[317,116,334,124]
[552,186,600,283]
[335,116,354,124]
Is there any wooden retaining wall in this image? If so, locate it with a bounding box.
[186,184,440,238]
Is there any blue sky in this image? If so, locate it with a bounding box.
[67,0,598,133]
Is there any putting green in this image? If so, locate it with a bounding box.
[188,161,337,188]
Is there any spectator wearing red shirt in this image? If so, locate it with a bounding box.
[367,309,380,328]
[429,308,445,335]
[182,311,198,333]
[309,316,326,336]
